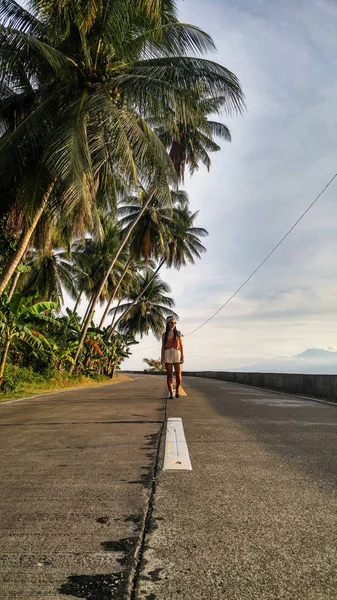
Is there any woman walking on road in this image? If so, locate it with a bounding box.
[161,316,184,398]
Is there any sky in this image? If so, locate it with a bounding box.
[79,0,337,373]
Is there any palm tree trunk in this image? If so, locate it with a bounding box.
[0,202,46,297]
[111,357,119,379]
[0,181,54,297]
[98,259,131,329]
[107,297,122,341]
[73,291,82,314]
[7,271,21,301]
[7,249,29,301]
[111,258,166,335]
[69,189,156,374]
[0,338,11,387]
[82,293,95,324]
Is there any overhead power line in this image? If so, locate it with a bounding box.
[132,171,337,350]
[185,172,337,336]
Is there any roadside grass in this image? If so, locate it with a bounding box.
[0,365,132,402]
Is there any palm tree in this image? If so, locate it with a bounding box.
[17,249,79,307]
[98,258,131,329]
[157,95,233,182]
[105,187,179,335]
[0,0,244,295]
[111,201,208,331]
[117,188,188,262]
[7,262,31,301]
[113,271,177,339]
[69,187,158,371]
[81,215,125,305]
[99,256,153,329]
[0,292,57,386]
[165,204,208,269]
[69,213,128,316]
[70,239,97,314]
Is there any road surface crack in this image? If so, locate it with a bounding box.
[128,395,168,600]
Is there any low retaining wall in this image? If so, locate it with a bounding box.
[183,371,337,403]
[122,370,337,402]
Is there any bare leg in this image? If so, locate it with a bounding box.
[165,363,174,396]
[174,362,182,395]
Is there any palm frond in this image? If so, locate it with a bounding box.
[206,120,231,141]
[0,0,46,37]
[117,57,245,117]
[45,93,94,216]
[0,86,60,173]
[125,22,216,60]
[0,26,78,84]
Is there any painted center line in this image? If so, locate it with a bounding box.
[163,418,192,471]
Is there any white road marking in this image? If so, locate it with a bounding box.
[163,418,192,471]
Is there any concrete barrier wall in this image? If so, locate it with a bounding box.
[183,371,337,402]
[122,370,337,402]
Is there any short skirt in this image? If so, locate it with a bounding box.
[164,349,181,364]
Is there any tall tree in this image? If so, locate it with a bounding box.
[113,271,177,339]
[18,249,79,307]
[111,202,208,331]
[158,95,233,182]
[69,188,157,371]
[0,0,244,295]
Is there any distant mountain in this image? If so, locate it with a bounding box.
[233,347,337,375]
[295,348,337,359]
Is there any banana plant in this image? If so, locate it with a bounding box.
[105,331,137,379]
[47,308,82,371]
[0,292,58,387]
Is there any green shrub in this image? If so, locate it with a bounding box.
[143,357,165,373]
[3,364,50,393]
[1,362,108,396]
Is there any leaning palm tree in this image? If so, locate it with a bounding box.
[105,187,181,335]
[100,256,155,330]
[113,271,177,339]
[0,0,244,297]
[111,201,208,333]
[98,258,132,329]
[70,212,133,329]
[82,214,126,306]
[117,188,179,262]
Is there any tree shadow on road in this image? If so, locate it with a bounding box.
[58,534,138,599]
[58,572,128,600]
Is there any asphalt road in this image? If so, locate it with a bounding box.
[141,376,337,600]
[0,377,165,600]
[1,375,336,600]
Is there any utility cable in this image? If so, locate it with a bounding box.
[185,171,337,336]
[131,171,337,349]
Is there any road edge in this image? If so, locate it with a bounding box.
[0,375,136,405]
